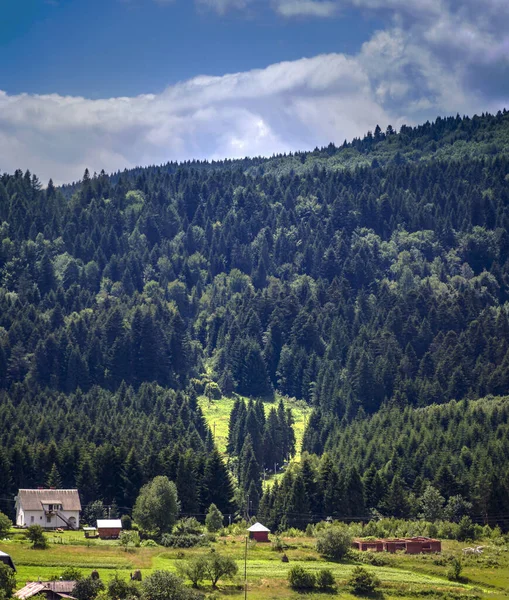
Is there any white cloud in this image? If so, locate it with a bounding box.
[195,0,253,13]
[274,0,338,17]
[2,0,508,183]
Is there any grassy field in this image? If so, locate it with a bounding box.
[2,530,508,599]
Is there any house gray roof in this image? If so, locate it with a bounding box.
[96,519,122,529]
[0,551,16,571]
[17,489,81,511]
[15,581,76,600]
[247,522,270,532]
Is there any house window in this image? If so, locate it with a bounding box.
[46,516,52,523]
[31,516,34,523]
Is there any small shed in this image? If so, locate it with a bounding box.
[0,551,16,571]
[83,526,98,539]
[96,519,122,539]
[248,522,270,542]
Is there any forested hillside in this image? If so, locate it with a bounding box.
[1,110,509,522]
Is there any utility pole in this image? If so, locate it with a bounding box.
[213,422,216,438]
[244,535,248,600]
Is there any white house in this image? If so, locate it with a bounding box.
[15,489,81,530]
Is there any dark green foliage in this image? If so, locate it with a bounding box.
[201,553,238,587]
[0,563,16,600]
[25,525,48,549]
[133,476,180,534]
[59,568,83,581]
[142,571,199,600]
[205,504,223,532]
[2,111,509,524]
[72,577,105,600]
[107,574,140,600]
[0,512,12,538]
[315,569,336,591]
[447,558,463,582]
[287,565,316,590]
[347,566,380,595]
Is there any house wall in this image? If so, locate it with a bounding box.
[251,531,269,542]
[16,510,80,529]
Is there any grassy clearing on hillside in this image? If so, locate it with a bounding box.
[198,395,311,459]
[2,532,505,599]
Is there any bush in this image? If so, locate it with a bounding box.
[142,570,199,600]
[173,518,203,536]
[107,574,140,600]
[315,569,336,590]
[0,563,16,599]
[25,525,48,549]
[316,526,352,560]
[0,512,12,538]
[119,530,140,551]
[141,539,159,548]
[176,557,206,588]
[205,504,223,533]
[447,557,463,581]
[59,567,83,581]
[121,515,132,531]
[288,565,316,590]
[204,382,222,400]
[160,534,202,548]
[72,577,105,600]
[457,516,476,542]
[347,566,380,595]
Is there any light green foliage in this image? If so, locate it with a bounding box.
[419,485,445,521]
[316,526,352,560]
[204,382,222,401]
[133,476,180,534]
[119,531,140,551]
[201,553,238,587]
[205,504,223,533]
[59,567,84,581]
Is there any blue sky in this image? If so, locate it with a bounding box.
[2,0,380,98]
[1,0,508,183]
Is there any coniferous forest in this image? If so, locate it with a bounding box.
[1,110,509,526]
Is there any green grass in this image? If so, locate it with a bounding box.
[3,532,506,599]
[198,395,311,459]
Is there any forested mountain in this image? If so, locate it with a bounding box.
[1,110,509,523]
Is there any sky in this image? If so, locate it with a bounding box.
[1,0,509,184]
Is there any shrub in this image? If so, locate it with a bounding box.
[447,558,463,581]
[272,537,287,552]
[141,539,159,548]
[59,567,83,581]
[121,515,132,531]
[25,525,48,549]
[347,566,380,595]
[119,530,141,551]
[142,570,198,600]
[0,512,12,538]
[288,566,315,590]
[107,574,140,600]
[0,562,16,599]
[160,534,202,548]
[205,504,223,533]
[316,526,352,560]
[173,518,203,536]
[201,553,238,588]
[315,569,336,590]
[176,557,206,588]
[457,516,475,542]
[204,382,222,400]
[72,577,105,600]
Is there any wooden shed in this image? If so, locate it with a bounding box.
[96,519,122,539]
[247,522,270,542]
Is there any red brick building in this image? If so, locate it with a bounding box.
[353,536,441,554]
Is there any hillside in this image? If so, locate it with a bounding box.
[1,110,509,522]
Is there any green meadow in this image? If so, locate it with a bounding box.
[3,530,508,600]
